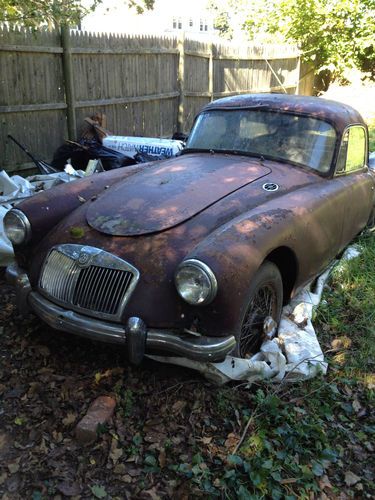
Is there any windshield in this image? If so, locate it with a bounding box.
[186,109,337,173]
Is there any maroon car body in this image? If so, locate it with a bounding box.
[5,94,375,363]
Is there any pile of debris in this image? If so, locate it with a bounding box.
[50,113,184,172]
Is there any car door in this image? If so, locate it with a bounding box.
[334,126,375,247]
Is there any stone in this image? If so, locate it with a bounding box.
[75,396,116,445]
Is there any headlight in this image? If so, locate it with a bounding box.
[175,259,217,305]
[3,209,32,245]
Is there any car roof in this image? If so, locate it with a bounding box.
[201,93,365,131]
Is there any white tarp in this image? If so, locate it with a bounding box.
[148,246,361,385]
[0,168,85,267]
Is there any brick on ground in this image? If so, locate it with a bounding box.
[75,395,116,445]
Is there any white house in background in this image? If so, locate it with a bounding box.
[82,0,217,38]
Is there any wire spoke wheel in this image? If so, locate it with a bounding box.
[237,261,283,358]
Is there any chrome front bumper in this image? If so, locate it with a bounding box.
[6,263,235,363]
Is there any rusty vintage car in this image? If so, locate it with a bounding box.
[5,94,375,364]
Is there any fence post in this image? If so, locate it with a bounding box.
[296,54,301,94]
[177,32,185,133]
[61,26,77,140]
[209,42,214,102]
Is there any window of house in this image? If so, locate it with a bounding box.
[200,20,203,31]
[189,18,193,27]
[172,18,177,29]
[178,18,182,29]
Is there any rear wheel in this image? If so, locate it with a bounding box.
[235,261,283,358]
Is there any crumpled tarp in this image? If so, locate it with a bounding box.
[148,246,361,385]
[0,168,85,266]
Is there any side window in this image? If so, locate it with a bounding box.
[346,127,366,172]
[336,126,366,174]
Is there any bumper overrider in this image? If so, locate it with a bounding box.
[6,263,235,364]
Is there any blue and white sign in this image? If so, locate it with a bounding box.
[103,136,184,159]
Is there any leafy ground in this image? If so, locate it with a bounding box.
[0,232,374,499]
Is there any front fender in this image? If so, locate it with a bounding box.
[183,180,347,336]
[182,207,296,336]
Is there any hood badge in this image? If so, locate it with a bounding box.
[262,182,279,192]
[77,249,94,267]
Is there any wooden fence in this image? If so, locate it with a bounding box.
[0,25,310,174]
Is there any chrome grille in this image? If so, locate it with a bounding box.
[39,244,139,320]
[73,266,133,314]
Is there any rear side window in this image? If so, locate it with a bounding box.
[336,126,366,174]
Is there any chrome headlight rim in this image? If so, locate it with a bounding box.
[4,208,32,245]
[175,258,218,306]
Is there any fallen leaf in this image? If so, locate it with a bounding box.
[90,484,107,499]
[345,471,361,486]
[120,474,133,484]
[171,400,186,414]
[27,382,40,397]
[7,473,21,493]
[158,448,166,468]
[352,397,361,412]
[319,475,333,490]
[114,463,126,475]
[280,478,297,484]
[35,345,50,357]
[224,433,240,450]
[57,481,82,497]
[109,438,123,464]
[331,336,352,350]
[8,463,19,474]
[143,486,161,500]
[62,412,77,426]
[52,431,63,443]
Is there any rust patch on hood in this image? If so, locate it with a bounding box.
[87,154,271,236]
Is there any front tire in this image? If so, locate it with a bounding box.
[235,261,283,358]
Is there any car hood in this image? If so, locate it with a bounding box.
[87,153,271,236]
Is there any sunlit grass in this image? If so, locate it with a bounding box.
[316,233,375,375]
[368,119,375,152]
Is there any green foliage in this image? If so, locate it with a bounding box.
[170,233,375,497]
[0,0,154,29]
[242,0,375,80]
[117,387,135,417]
[368,120,375,152]
[0,0,99,29]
